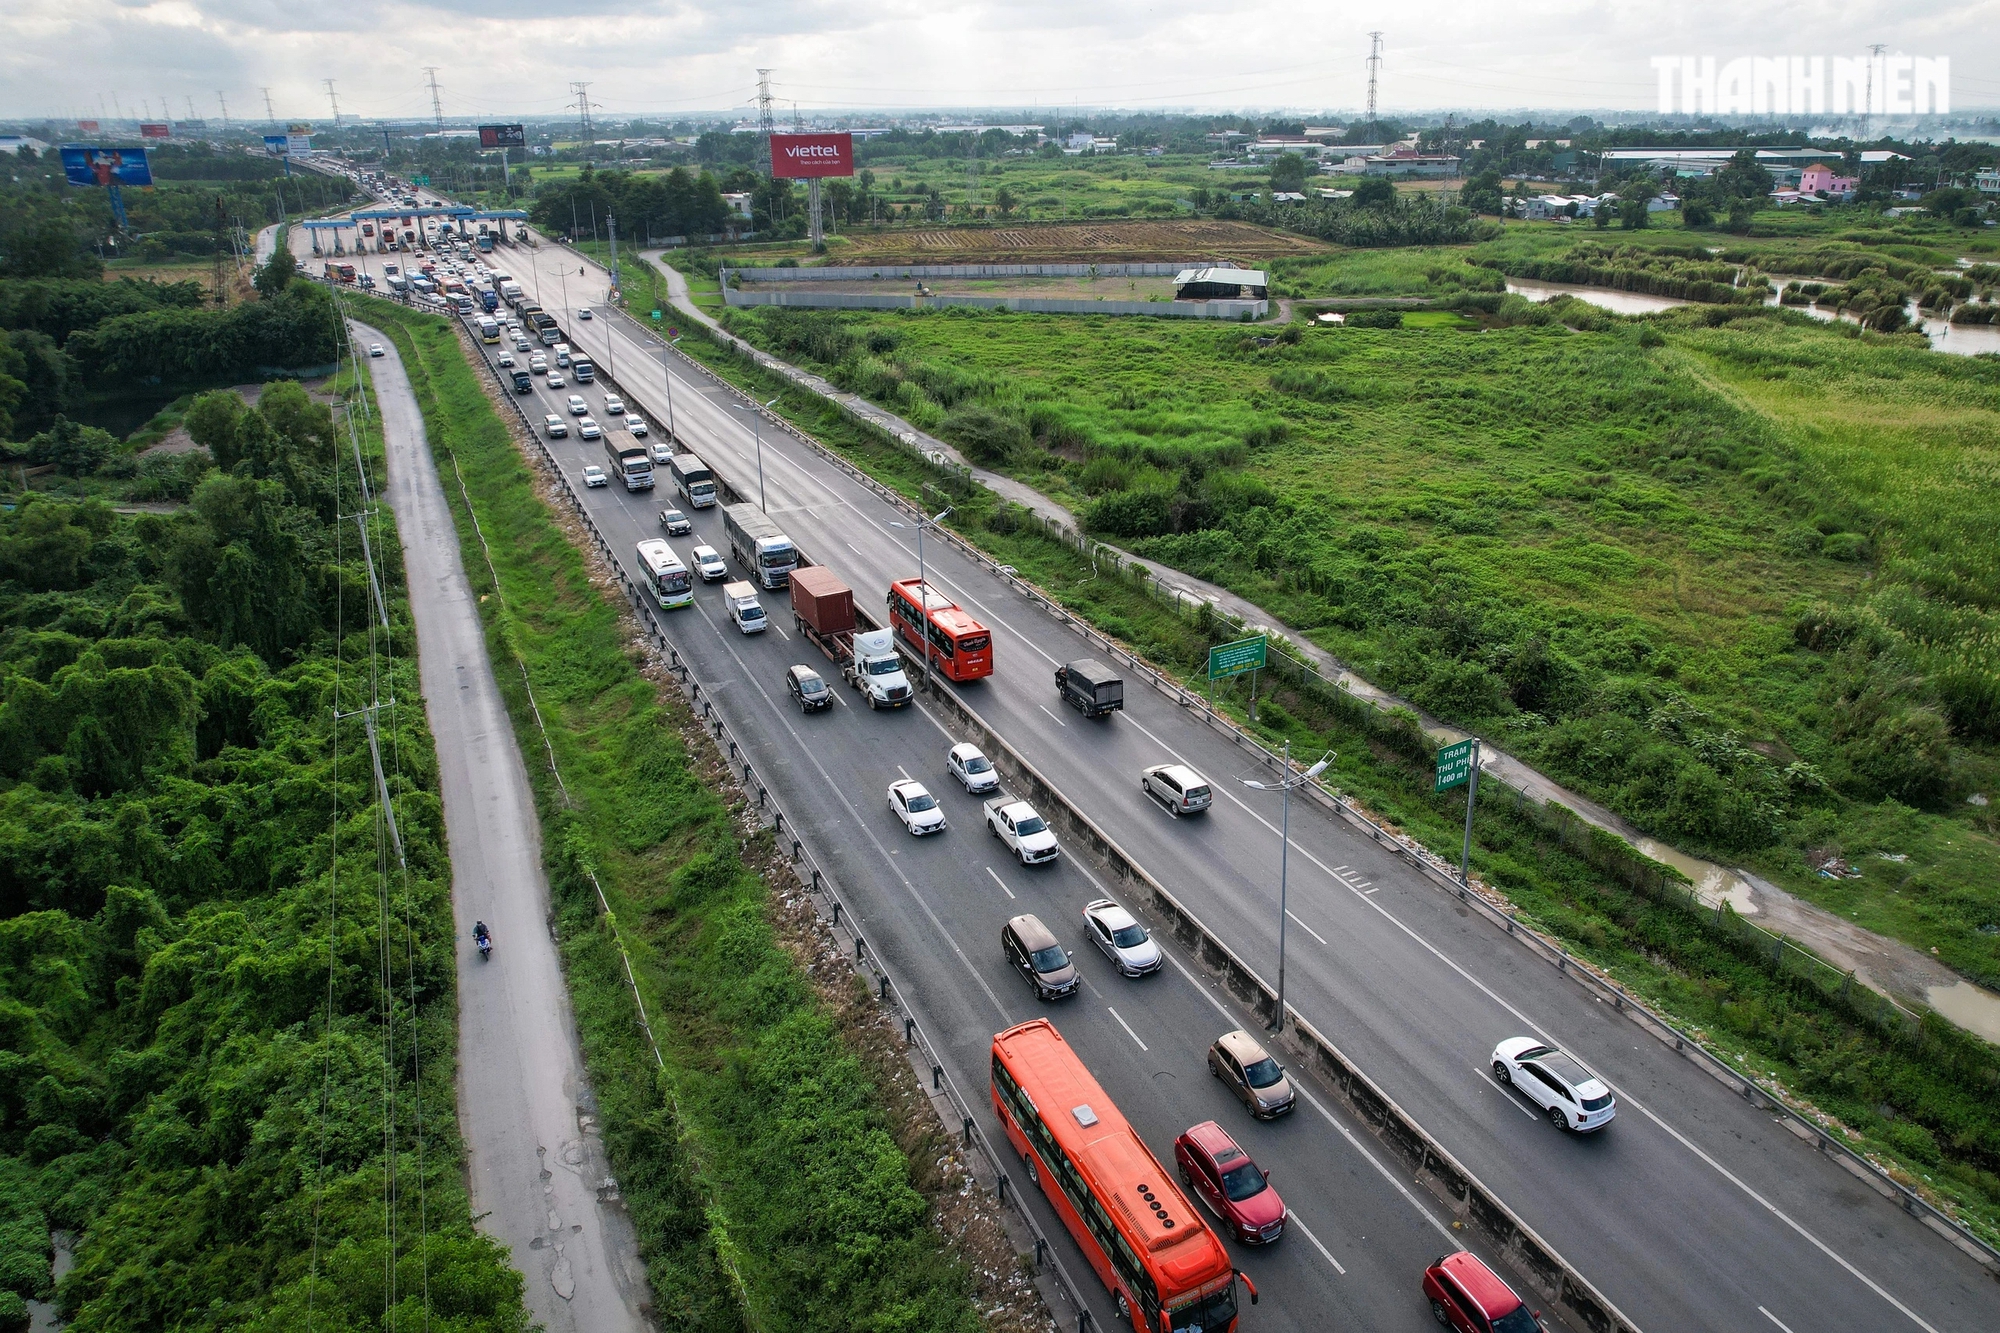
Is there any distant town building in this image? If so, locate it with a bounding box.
[1360,148,1461,178]
[1798,164,1859,196]
[0,135,50,155]
[1976,169,2000,197]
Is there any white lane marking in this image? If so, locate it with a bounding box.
[1760,1308,1799,1333]
[1334,865,1351,873]
[847,543,864,555]
[1038,705,1067,727]
[1107,1006,1149,1052]
[1285,909,1328,947]
[1160,952,1454,1242]
[770,620,790,641]
[897,765,912,781]
[985,866,1017,900]
[1360,886,1379,896]
[1478,1068,1539,1119]
[1285,1210,1346,1275]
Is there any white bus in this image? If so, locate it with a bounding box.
[635,539,693,610]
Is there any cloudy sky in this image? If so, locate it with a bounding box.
[4,0,1995,123]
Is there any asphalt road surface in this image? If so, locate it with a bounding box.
[363,323,651,1333]
[316,215,2000,1333]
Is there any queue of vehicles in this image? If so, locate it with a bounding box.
[450,287,1594,1333]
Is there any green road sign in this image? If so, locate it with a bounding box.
[1207,635,1267,680]
[1435,738,1477,792]
[650,309,662,320]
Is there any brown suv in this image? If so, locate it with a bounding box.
[1002,914,1078,1000]
[1208,1029,1296,1118]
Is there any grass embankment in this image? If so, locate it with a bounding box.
[663,300,2000,1244]
[355,298,997,1332]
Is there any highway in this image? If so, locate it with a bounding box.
[309,211,2000,1333]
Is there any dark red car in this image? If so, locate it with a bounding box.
[1422,1251,1542,1333]
[1173,1120,1286,1245]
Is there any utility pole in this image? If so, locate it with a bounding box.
[757,68,777,176]
[217,91,230,131]
[212,196,228,303]
[185,95,198,121]
[262,87,276,127]
[1366,32,1385,136]
[1863,43,1886,139]
[570,81,594,139]
[324,78,341,129]
[425,67,445,129]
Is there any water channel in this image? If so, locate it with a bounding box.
[1504,276,2000,357]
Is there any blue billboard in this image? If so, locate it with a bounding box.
[60,145,153,188]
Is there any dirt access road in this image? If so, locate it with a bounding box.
[360,322,653,1333]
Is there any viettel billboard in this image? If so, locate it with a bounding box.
[770,132,853,179]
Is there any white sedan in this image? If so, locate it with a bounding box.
[604,394,626,415]
[1082,899,1162,977]
[888,780,946,836]
[577,306,594,319]
[581,464,609,488]
[1491,1037,1616,1132]
[578,416,602,440]
[625,414,648,437]
[368,343,385,358]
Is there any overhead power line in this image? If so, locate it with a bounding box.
[425,66,445,129]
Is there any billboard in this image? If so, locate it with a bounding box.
[265,133,312,155]
[60,146,154,188]
[139,122,171,139]
[770,132,853,179]
[478,123,525,148]
[76,119,99,134]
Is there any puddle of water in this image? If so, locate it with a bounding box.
[27,1231,73,1331]
[1925,979,2000,1046]
[1766,279,2000,358]
[1632,837,1758,914]
[1505,278,1689,315]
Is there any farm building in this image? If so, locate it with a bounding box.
[1174,267,1269,300]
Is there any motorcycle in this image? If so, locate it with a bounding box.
[474,923,492,960]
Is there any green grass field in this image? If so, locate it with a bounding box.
[715,295,2000,991]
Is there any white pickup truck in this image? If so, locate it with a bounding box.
[722,580,767,634]
[985,797,1060,865]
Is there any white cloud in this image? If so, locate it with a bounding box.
[2,0,1993,121]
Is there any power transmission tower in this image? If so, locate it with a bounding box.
[217,90,230,131]
[757,69,777,175]
[186,95,198,121]
[212,196,228,303]
[262,87,277,127]
[324,78,341,128]
[1863,43,1886,139]
[425,67,445,128]
[570,81,595,138]
[1365,32,1385,136]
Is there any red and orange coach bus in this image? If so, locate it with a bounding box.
[887,578,993,682]
[992,1019,1257,1332]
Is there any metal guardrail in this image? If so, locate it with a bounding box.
[428,302,1102,1332]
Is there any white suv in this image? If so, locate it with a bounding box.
[1491,1038,1616,1132]
[1142,763,1212,816]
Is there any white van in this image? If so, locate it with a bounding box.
[722,581,766,634]
[636,539,693,610]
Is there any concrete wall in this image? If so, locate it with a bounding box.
[722,287,1266,321]
[727,262,1187,281]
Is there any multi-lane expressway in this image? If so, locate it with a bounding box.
[308,211,2000,1333]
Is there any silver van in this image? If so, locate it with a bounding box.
[1142,763,1213,816]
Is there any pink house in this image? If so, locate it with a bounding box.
[1799,164,1858,195]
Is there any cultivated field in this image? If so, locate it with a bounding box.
[827,219,1331,264]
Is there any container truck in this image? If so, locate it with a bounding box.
[668,454,717,508]
[722,503,798,590]
[791,567,913,709]
[602,438,655,491]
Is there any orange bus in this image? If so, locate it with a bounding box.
[888,578,993,682]
[992,1019,1256,1332]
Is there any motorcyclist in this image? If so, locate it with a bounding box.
[474,920,491,955]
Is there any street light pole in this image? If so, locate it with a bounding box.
[916,501,953,674]
[662,334,683,443]
[1239,744,1332,1036]
[731,395,782,510]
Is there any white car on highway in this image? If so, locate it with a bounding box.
[578,416,602,440]
[603,394,625,415]
[691,544,727,582]
[1491,1038,1616,1132]
[567,394,589,416]
[1082,899,1161,977]
[947,743,999,794]
[625,414,648,437]
[546,372,565,389]
[578,306,593,319]
[581,464,608,488]
[888,780,946,836]
[542,414,568,438]
[985,798,1058,865]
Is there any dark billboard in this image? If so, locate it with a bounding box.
[478,124,526,149]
